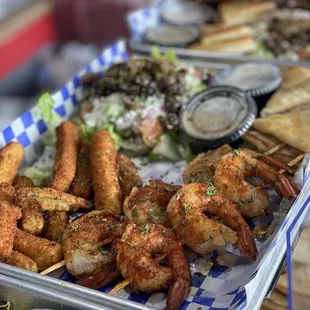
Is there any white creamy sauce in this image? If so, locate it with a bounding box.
[216,64,278,90]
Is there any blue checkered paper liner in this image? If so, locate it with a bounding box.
[127,0,176,40]
[0,40,128,166]
[1,39,310,310]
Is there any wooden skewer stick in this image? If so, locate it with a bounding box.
[263,143,286,156]
[278,153,306,174]
[40,260,66,275]
[108,279,130,295]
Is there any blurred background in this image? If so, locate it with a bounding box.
[0,0,309,131]
[0,0,154,130]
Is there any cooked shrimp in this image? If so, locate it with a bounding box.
[62,211,126,287]
[214,149,299,218]
[123,180,181,226]
[167,183,257,260]
[183,144,233,184]
[117,223,191,310]
[116,153,142,198]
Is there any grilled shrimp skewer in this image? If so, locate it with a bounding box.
[167,183,257,260]
[117,223,191,310]
[62,211,126,289]
[214,149,299,218]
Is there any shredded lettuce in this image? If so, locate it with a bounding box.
[105,102,124,122]
[106,124,121,150]
[251,44,274,59]
[150,134,182,162]
[193,83,208,95]
[78,124,95,141]
[151,46,161,58]
[37,94,63,146]
[22,166,53,187]
[151,46,178,62]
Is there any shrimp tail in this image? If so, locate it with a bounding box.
[76,264,121,290]
[276,175,300,200]
[166,248,191,310]
[260,155,294,175]
[236,224,257,260]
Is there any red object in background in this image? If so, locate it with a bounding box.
[0,1,56,79]
[54,0,152,45]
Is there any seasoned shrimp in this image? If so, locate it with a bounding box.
[117,223,191,310]
[62,211,126,288]
[214,149,299,218]
[167,183,257,260]
[123,180,181,226]
[183,144,233,184]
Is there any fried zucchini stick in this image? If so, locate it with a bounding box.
[91,131,122,213]
[4,250,38,272]
[0,142,24,184]
[19,200,44,236]
[116,153,142,198]
[12,176,44,235]
[0,202,21,259]
[0,183,15,202]
[13,176,34,189]
[14,187,92,212]
[44,211,69,242]
[50,121,79,192]
[13,229,63,271]
[70,140,92,199]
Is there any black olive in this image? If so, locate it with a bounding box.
[81,73,101,86]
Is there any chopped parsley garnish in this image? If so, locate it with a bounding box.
[205,183,217,196]
[207,236,213,242]
[57,235,62,243]
[70,223,81,231]
[131,209,137,216]
[240,197,254,204]
[184,204,191,214]
[109,223,117,230]
[140,225,149,236]
[77,240,83,249]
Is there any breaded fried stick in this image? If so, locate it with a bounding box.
[4,250,38,272]
[50,121,79,192]
[12,176,44,236]
[116,153,142,198]
[0,201,22,259]
[14,187,92,212]
[19,200,44,236]
[14,229,63,271]
[0,142,24,185]
[70,140,92,199]
[44,211,69,242]
[13,175,34,189]
[91,131,122,213]
[0,183,15,202]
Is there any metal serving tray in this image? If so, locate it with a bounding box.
[0,264,155,310]
[129,39,310,69]
[0,40,308,310]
